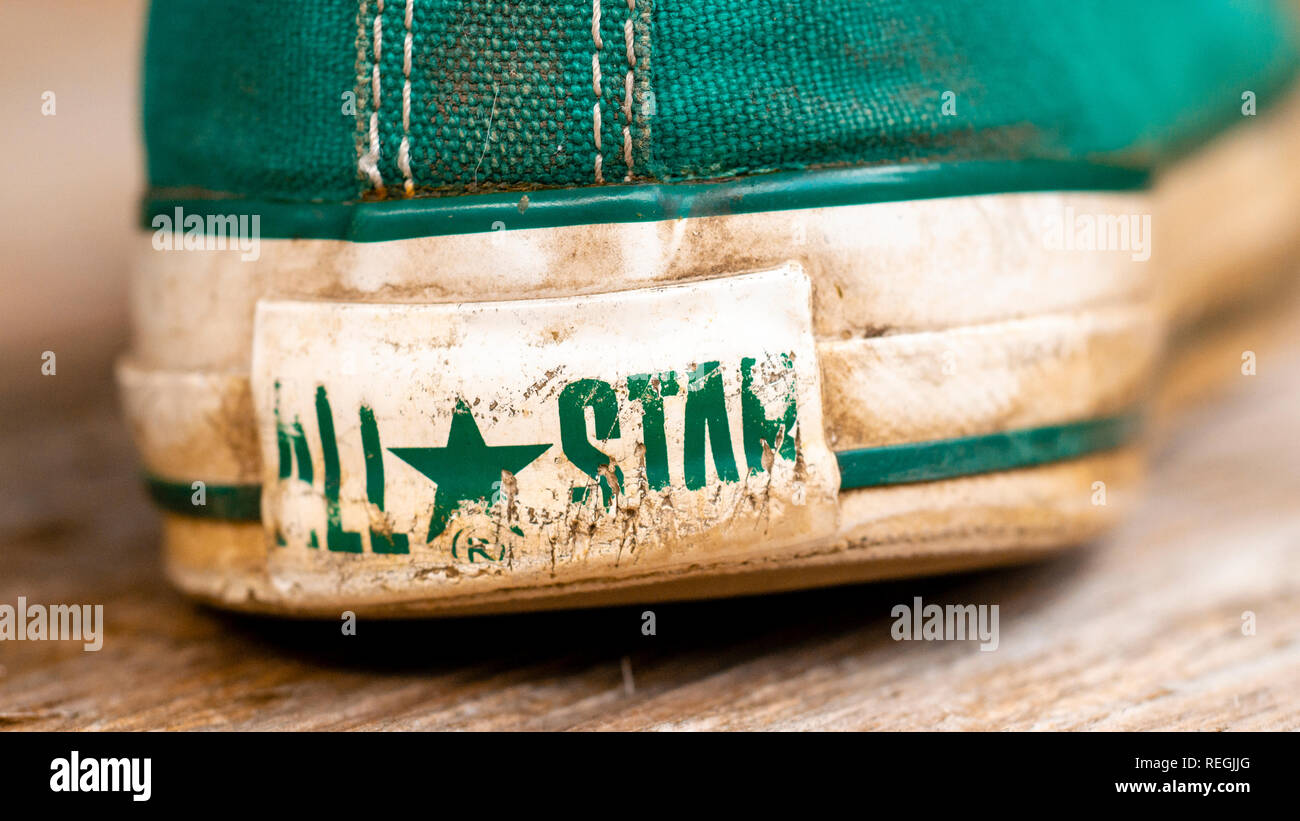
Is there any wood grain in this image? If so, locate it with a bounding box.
[2,321,1298,730]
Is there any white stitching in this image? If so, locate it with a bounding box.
[624,8,635,66]
[359,0,387,196]
[591,0,604,183]
[398,0,414,196]
[622,0,635,181]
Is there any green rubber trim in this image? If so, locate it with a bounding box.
[142,414,1140,521]
[143,160,1149,243]
[836,414,1141,491]
[144,476,262,521]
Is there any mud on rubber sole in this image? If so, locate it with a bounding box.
[120,187,1158,616]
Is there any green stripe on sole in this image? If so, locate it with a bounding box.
[144,414,1141,521]
[836,414,1141,490]
[144,476,262,521]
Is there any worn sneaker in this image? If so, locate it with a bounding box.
[119,0,1300,615]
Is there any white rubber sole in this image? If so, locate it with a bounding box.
[118,187,1166,615]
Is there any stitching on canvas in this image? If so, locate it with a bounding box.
[354,0,370,192]
[622,0,635,180]
[398,0,414,196]
[359,0,387,196]
[592,0,604,183]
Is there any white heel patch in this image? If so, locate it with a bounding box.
[250,264,840,601]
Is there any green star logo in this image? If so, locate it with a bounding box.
[390,399,551,541]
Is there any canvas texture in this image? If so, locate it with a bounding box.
[143,0,1300,204]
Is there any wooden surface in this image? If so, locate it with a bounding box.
[3,327,1298,731]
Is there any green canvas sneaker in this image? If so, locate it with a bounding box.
[119,0,1300,615]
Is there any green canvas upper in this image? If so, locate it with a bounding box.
[143,0,1300,212]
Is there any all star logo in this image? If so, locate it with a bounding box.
[389,399,551,541]
[252,267,841,582]
[269,356,800,561]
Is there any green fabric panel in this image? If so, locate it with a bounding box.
[143,0,362,202]
[142,0,1300,204]
[363,1,653,193]
[648,0,1300,181]
[370,1,608,191]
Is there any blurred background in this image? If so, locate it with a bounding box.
[1,0,143,416]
